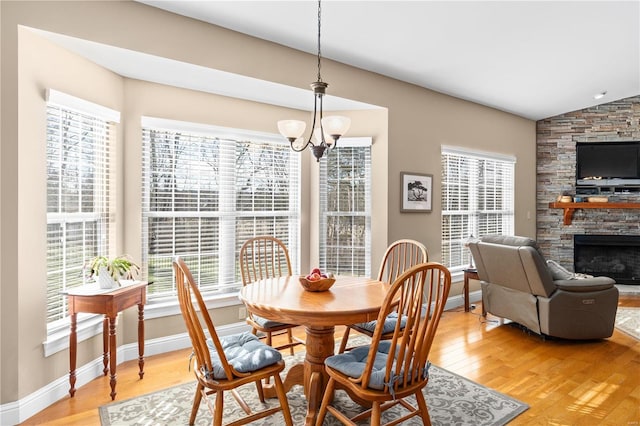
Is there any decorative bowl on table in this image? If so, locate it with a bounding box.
[299,276,336,292]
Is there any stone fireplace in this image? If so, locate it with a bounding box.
[574,234,640,284]
[536,95,640,271]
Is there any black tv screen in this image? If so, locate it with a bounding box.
[576,142,640,180]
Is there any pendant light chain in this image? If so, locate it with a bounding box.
[317,0,322,83]
[276,0,351,162]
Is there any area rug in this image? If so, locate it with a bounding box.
[616,284,640,295]
[100,343,528,426]
[615,307,640,340]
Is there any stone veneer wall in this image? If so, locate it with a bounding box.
[536,95,640,270]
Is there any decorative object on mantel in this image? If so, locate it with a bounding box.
[85,255,141,289]
[559,195,573,203]
[276,0,351,162]
[587,196,608,203]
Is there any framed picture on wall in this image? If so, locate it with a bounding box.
[400,172,433,212]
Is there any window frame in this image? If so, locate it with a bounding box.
[441,145,515,277]
[141,117,301,302]
[319,137,373,277]
[44,89,120,354]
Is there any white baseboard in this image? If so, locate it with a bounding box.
[0,321,250,425]
[445,289,483,311]
[0,293,482,425]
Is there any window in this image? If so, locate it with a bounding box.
[441,146,515,272]
[141,118,300,299]
[319,138,372,276]
[46,90,119,329]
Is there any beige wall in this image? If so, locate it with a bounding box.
[11,25,126,403]
[1,0,535,404]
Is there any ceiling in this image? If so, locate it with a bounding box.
[39,1,640,121]
[135,0,639,120]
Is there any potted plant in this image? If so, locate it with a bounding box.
[85,254,141,289]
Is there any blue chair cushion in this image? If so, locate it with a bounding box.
[325,340,395,389]
[353,312,407,334]
[253,314,293,329]
[204,331,282,379]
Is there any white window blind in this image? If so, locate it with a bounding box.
[441,146,515,272]
[46,91,118,327]
[141,118,300,299]
[319,138,372,277]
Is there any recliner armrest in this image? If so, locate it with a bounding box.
[554,277,616,292]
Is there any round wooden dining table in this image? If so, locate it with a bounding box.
[239,275,390,426]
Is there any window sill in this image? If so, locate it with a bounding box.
[42,291,243,357]
[450,269,464,283]
[43,314,105,357]
[144,291,243,320]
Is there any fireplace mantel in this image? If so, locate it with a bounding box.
[549,201,640,225]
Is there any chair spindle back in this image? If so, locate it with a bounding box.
[173,256,234,381]
[239,236,292,285]
[378,239,429,284]
[365,262,451,396]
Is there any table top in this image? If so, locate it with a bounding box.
[239,275,390,327]
[63,280,147,297]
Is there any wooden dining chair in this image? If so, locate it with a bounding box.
[239,236,303,355]
[316,262,451,426]
[338,239,428,353]
[173,256,293,426]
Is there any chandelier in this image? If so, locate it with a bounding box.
[277,0,351,162]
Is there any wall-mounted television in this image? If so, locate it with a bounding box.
[576,141,640,184]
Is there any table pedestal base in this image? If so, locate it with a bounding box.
[240,276,388,426]
[303,326,335,425]
[262,325,335,425]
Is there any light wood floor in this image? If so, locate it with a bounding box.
[22,296,640,425]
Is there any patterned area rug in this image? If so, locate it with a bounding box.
[100,339,528,426]
[616,284,640,295]
[615,307,640,340]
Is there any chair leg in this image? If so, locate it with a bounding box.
[213,389,224,426]
[263,331,273,384]
[189,382,204,426]
[273,372,293,426]
[371,401,381,426]
[255,378,265,402]
[338,327,351,353]
[315,377,336,426]
[414,389,432,426]
[287,328,295,356]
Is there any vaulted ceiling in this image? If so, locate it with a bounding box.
[136,1,639,120]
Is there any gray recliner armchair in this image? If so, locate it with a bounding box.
[468,234,619,340]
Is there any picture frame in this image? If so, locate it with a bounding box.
[400,172,433,212]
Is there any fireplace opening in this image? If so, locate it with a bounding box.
[574,234,640,285]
